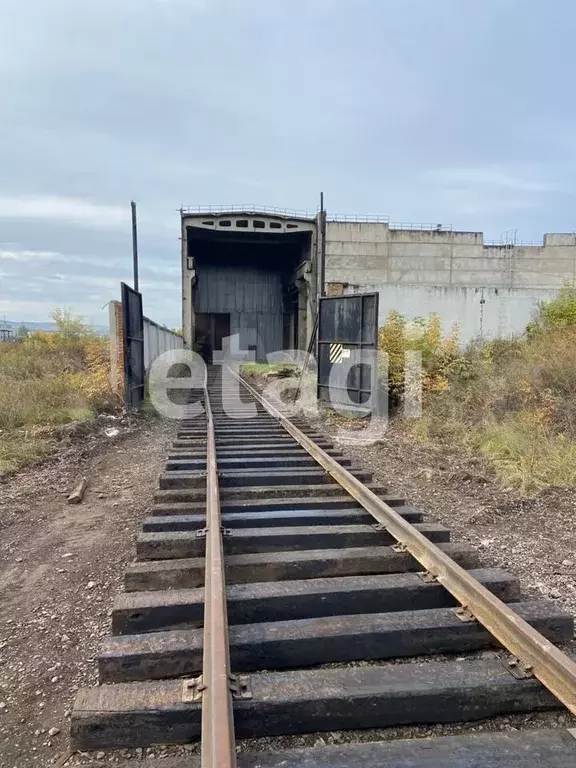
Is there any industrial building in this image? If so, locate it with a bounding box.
[181,207,576,357]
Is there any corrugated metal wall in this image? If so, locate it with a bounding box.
[194,265,284,359]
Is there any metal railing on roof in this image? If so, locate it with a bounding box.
[327,215,454,231]
[484,239,543,247]
[180,204,314,219]
[389,222,453,231]
[327,213,390,223]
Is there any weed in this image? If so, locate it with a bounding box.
[0,309,118,472]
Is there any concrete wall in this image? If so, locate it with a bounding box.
[342,283,556,342]
[143,317,183,370]
[325,222,576,341]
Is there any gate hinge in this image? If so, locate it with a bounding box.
[392,542,409,553]
[229,674,252,700]
[501,655,534,680]
[182,675,205,702]
[418,570,438,584]
[452,605,476,623]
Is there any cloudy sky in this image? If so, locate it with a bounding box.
[1,0,575,328]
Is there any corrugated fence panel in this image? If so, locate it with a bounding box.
[195,265,283,314]
[143,317,183,370]
[194,265,284,358]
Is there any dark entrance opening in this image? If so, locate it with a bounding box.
[195,312,231,362]
[188,226,312,360]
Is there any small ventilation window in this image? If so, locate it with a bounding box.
[219,220,231,227]
[270,222,282,229]
[201,220,214,226]
[253,220,265,229]
[236,219,248,228]
[286,223,298,229]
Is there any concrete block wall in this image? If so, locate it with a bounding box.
[325,222,576,342]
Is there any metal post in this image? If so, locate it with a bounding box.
[319,192,326,298]
[131,200,139,293]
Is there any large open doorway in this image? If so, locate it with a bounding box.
[183,216,316,360]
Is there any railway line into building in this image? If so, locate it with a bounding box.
[71,366,576,767]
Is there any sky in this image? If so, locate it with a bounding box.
[1,0,575,328]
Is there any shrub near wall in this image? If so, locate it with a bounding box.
[378,290,576,494]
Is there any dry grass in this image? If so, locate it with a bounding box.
[0,313,118,472]
[379,288,576,494]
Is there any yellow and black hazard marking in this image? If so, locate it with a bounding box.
[329,343,345,363]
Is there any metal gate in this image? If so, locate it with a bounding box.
[317,292,379,411]
[121,281,145,408]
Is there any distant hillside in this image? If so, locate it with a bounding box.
[0,319,108,334]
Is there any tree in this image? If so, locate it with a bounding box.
[50,308,88,340]
[15,324,29,341]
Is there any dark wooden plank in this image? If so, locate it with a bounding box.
[112,568,519,634]
[153,484,390,504]
[124,542,480,591]
[64,731,576,768]
[141,507,423,532]
[215,468,373,488]
[218,494,404,513]
[99,600,572,682]
[237,730,576,768]
[71,656,558,749]
[135,523,449,560]
[166,456,352,471]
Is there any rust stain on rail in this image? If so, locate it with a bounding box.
[234,368,576,716]
[200,385,237,767]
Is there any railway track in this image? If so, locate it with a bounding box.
[71,365,576,766]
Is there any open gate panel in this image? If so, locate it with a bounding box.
[317,292,379,411]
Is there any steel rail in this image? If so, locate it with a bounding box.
[201,386,237,768]
[233,369,576,716]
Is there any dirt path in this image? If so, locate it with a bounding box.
[0,416,175,768]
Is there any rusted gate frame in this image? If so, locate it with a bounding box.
[232,368,576,716]
[201,386,237,767]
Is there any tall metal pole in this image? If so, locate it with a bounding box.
[319,192,326,297]
[131,200,139,293]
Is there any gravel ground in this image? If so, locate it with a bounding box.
[3,397,576,766]
[0,415,176,768]
[323,419,576,616]
[233,410,576,754]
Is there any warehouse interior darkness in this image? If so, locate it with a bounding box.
[183,215,317,361]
